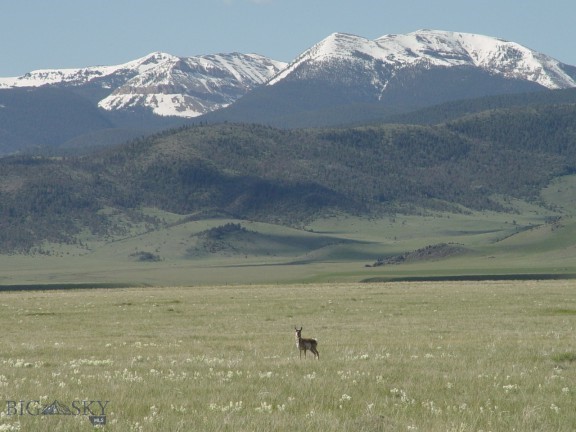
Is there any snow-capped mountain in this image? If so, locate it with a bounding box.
[2,29,576,149]
[270,29,576,90]
[2,29,575,122]
[99,53,286,117]
[0,52,286,118]
[0,52,173,91]
[202,29,576,127]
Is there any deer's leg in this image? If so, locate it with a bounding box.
[313,347,319,359]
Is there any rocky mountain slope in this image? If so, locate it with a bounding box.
[98,52,286,117]
[202,29,576,127]
[0,51,286,118]
[271,29,576,89]
[1,29,576,152]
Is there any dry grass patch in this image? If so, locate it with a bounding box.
[0,281,575,431]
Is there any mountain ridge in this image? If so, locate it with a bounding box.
[200,29,576,128]
[0,51,286,118]
[2,29,575,119]
[98,52,286,117]
[1,29,576,152]
[0,51,174,89]
[268,29,576,89]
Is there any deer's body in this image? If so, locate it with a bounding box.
[295,327,319,359]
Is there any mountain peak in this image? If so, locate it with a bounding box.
[268,32,379,85]
[0,50,286,118]
[315,32,375,56]
[269,29,576,90]
[98,52,287,117]
[0,52,177,89]
[1,29,575,126]
[132,51,179,67]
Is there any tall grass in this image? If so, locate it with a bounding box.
[1,281,575,431]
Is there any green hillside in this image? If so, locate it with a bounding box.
[381,87,576,125]
[1,100,576,284]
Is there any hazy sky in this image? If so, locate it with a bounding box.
[1,0,575,76]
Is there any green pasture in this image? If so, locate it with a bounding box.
[1,206,575,287]
[1,175,575,287]
[1,281,576,431]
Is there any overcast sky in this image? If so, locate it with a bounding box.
[1,0,575,76]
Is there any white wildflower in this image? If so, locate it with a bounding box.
[304,372,316,380]
[502,384,518,393]
[340,394,352,402]
[255,402,272,413]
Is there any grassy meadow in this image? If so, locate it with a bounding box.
[1,280,576,431]
[1,204,575,288]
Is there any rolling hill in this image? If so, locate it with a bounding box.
[1,99,575,259]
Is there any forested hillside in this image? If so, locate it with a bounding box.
[382,87,576,125]
[0,87,114,154]
[1,102,576,252]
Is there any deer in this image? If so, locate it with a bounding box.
[294,327,319,359]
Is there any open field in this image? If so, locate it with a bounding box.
[1,281,576,431]
[1,206,575,287]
